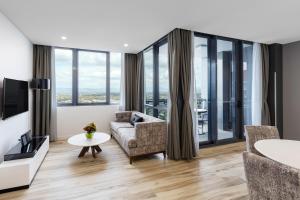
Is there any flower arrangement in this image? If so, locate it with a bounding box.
[83,122,97,139]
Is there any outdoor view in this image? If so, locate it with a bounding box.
[55,49,121,104]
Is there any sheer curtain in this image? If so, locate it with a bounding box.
[50,47,57,141]
[119,53,125,111]
[251,43,262,125]
[190,32,198,152]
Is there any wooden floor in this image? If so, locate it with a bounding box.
[0,140,248,200]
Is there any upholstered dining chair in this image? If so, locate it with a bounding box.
[244,125,280,155]
[243,151,300,200]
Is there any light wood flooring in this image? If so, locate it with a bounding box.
[0,140,248,200]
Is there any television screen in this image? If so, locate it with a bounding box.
[2,78,28,120]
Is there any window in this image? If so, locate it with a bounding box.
[144,48,154,115]
[78,51,107,104]
[143,39,168,120]
[55,48,121,106]
[110,53,122,104]
[158,42,168,120]
[55,49,73,104]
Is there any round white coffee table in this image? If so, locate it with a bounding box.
[68,132,110,158]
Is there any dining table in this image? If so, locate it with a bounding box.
[254,139,300,169]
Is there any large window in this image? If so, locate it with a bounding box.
[110,53,122,104]
[55,49,73,104]
[158,43,168,120]
[54,48,121,105]
[143,39,168,120]
[78,51,107,103]
[144,48,154,116]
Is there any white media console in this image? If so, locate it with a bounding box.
[0,136,49,192]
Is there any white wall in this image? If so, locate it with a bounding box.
[0,12,32,161]
[57,105,118,140]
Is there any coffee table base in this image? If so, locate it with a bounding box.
[78,145,102,158]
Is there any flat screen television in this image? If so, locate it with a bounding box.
[2,78,28,120]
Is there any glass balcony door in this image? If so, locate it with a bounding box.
[216,39,236,141]
[194,36,210,144]
[194,35,239,146]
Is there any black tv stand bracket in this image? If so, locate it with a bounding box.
[0,135,49,193]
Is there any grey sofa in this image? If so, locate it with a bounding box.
[110,111,167,164]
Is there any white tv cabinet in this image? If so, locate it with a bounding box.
[0,136,49,193]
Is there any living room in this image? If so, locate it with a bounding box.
[0,0,300,199]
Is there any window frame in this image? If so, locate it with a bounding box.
[143,37,168,119]
[54,47,121,106]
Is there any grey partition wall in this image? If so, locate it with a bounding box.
[268,44,283,138]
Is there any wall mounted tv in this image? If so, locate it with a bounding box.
[2,78,29,120]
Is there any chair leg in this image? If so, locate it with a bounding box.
[163,151,166,159]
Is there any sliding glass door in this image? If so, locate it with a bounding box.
[216,39,236,141]
[194,34,240,146]
[194,36,210,144]
[242,43,254,127]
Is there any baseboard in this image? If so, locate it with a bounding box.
[0,185,29,194]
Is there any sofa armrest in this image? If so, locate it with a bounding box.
[135,121,167,147]
[115,111,132,122]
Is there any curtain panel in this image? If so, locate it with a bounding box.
[251,43,263,125]
[125,53,137,111]
[261,44,271,125]
[32,45,52,139]
[167,28,196,160]
[136,52,144,112]
[124,53,144,112]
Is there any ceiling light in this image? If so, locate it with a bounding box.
[61,36,67,40]
[124,43,128,47]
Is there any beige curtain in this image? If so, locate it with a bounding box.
[124,53,144,112]
[180,30,196,159]
[167,29,196,160]
[33,45,52,138]
[261,44,271,125]
[136,52,144,112]
[125,53,137,111]
[167,29,181,160]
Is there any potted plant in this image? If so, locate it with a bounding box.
[83,122,97,139]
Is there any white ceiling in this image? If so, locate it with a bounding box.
[0,0,299,53]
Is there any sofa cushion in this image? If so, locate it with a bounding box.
[118,128,137,148]
[110,122,137,148]
[111,122,133,131]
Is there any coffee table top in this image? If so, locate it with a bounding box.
[68,132,110,147]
